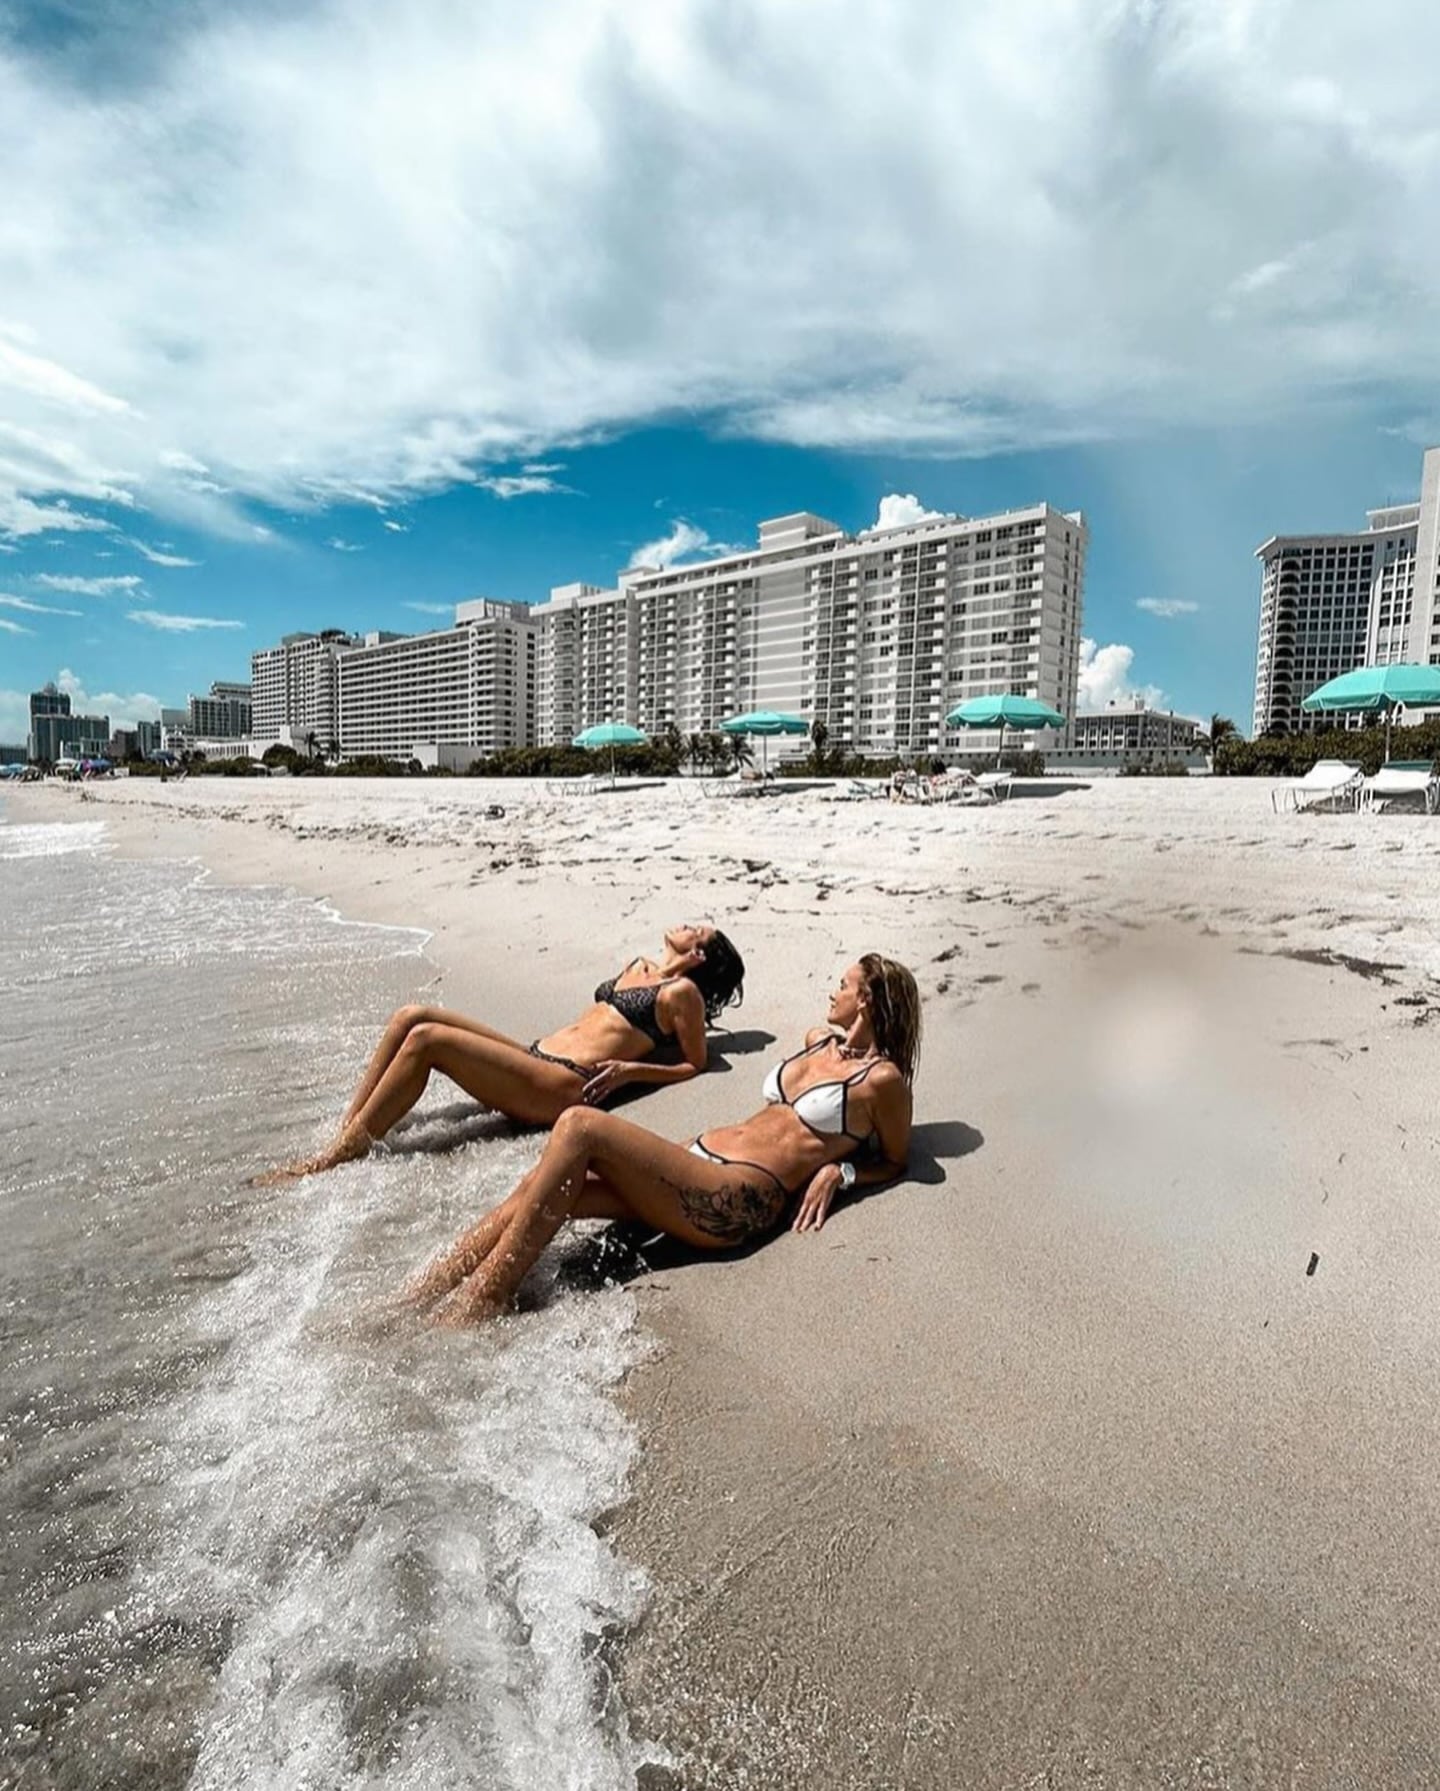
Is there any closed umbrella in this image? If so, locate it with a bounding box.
[945,694,1066,769]
[572,721,647,782]
[718,709,808,776]
[1300,663,1440,761]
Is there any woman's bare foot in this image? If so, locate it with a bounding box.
[249,1122,373,1187]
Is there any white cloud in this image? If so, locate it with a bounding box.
[34,573,144,595]
[403,601,452,615]
[382,519,408,533]
[870,493,947,532]
[55,668,163,728]
[1077,639,1166,712]
[127,539,201,567]
[326,537,364,552]
[1136,598,1200,618]
[2,0,1440,539]
[474,474,570,499]
[0,617,31,634]
[0,594,83,616]
[523,462,563,475]
[626,520,742,571]
[127,610,243,632]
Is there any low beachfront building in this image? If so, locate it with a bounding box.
[1047,704,1207,771]
[335,600,539,762]
[1253,446,1440,736]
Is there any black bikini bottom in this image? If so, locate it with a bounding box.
[529,1041,592,1080]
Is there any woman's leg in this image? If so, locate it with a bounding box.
[434,1108,785,1322]
[342,1004,530,1127]
[257,1024,585,1184]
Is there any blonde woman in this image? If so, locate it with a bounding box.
[411,953,921,1322]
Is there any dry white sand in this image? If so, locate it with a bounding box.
[17,773,1440,1788]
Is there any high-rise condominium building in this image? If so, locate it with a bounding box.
[188,680,253,740]
[1253,447,1440,736]
[251,631,360,746]
[337,600,538,760]
[534,504,1086,757]
[27,684,110,761]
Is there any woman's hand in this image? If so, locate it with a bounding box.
[792,1163,844,1234]
[582,1060,632,1105]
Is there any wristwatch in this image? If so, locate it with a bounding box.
[837,1161,858,1191]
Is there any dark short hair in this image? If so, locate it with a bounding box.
[685,929,745,1024]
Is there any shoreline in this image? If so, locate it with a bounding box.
[11,777,1440,1786]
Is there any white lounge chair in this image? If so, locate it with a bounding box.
[975,769,1014,801]
[1271,760,1363,814]
[1358,760,1439,814]
[546,772,608,797]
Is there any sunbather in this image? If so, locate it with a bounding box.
[255,924,745,1183]
[409,952,919,1321]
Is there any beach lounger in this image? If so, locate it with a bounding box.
[1358,760,1440,814]
[545,773,607,797]
[975,770,1014,801]
[821,779,885,803]
[1271,760,1363,814]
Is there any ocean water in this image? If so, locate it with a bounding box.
[0,808,654,1791]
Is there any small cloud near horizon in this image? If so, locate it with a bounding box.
[404,601,452,615]
[1137,598,1200,618]
[871,493,946,531]
[127,609,243,632]
[326,537,364,553]
[127,538,201,567]
[34,573,143,595]
[626,519,743,571]
[0,594,83,616]
[1077,638,1166,712]
[476,472,571,500]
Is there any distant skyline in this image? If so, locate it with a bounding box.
[4,0,1440,739]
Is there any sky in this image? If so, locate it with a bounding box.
[3,0,1440,743]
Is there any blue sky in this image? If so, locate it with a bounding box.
[3,0,1439,740]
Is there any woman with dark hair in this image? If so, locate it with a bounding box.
[410,952,920,1321]
[256,924,746,1183]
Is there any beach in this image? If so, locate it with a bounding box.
[8,772,1440,1788]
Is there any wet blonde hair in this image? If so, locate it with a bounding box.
[858,953,922,1084]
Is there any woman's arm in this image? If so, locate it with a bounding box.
[791,1067,912,1233]
[581,981,709,1104]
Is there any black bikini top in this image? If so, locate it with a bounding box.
[594,973,675,1048]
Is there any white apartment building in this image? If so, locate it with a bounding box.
[1253,447,1440,736]
[533,504,1086,759]
[531,582,637,746]
[251,630,360,746]
[188,680,253,739]
[336,600,538,761]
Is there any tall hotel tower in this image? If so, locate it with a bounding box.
[1253,447,1440,736]
[534,504,1086,759]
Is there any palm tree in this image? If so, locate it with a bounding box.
[303,730,321,761]
[1206,714,1238,763]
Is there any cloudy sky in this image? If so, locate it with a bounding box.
[3,0,1439,740]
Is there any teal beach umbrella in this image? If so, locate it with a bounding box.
[572,721,647,780]
[945,694,1066,768]
[1301,663,1440,759]
[718,709,808,775]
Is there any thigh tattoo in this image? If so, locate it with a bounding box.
[678,1177,786,1242]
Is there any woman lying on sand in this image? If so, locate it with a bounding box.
[256,924,746,1183]
[409,952,919,1322]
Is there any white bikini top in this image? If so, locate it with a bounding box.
[762,1037,880,1143]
